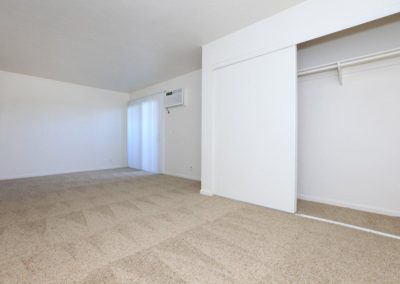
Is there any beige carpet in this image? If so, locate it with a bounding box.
[297,199,400,237]
[0,169,399,283]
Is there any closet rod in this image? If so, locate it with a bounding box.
[298,47,400,77]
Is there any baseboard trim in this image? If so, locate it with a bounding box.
[0,165,128,181]
[200,189,214,196]
[298,194,400,217]
[162,172,201,182]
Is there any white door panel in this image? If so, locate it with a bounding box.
[214,46,297,213]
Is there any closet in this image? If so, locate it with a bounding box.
[201,3,399,216]
[296,14,400,231]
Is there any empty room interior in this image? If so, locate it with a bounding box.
[0,1,399,283]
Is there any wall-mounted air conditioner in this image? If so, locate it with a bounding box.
[164,89,184,109]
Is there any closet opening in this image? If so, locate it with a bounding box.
[296,13,400,237]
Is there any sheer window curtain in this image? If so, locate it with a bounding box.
[127,93,164,173]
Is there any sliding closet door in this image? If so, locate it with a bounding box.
[214,46,297,213]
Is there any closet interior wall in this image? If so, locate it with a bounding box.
[297,14,400,216]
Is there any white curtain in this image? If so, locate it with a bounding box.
[127,94,163,173]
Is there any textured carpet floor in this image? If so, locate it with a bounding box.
[297,200,400,237]
[0,168,399,283]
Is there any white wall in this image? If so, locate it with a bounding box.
[202,0,400,211]
[298,17,400,216]
[130,70,201,181]
[0,70,129,180]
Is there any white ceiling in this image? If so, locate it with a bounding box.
[0,0,306,92]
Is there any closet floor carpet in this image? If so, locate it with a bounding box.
[0,168,399,283]
[297,199,400,237]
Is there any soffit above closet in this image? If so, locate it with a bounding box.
[298,13,400,70]
[0,0,305,92]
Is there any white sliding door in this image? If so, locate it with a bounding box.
[127,94,163,173]
[214,46,297,213]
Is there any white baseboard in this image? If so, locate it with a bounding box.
[200,189,214,196]
[162,171,201,182]
[298,194,400,217]
[0,165,128,181]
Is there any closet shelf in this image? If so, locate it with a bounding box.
[297,47,400,84]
